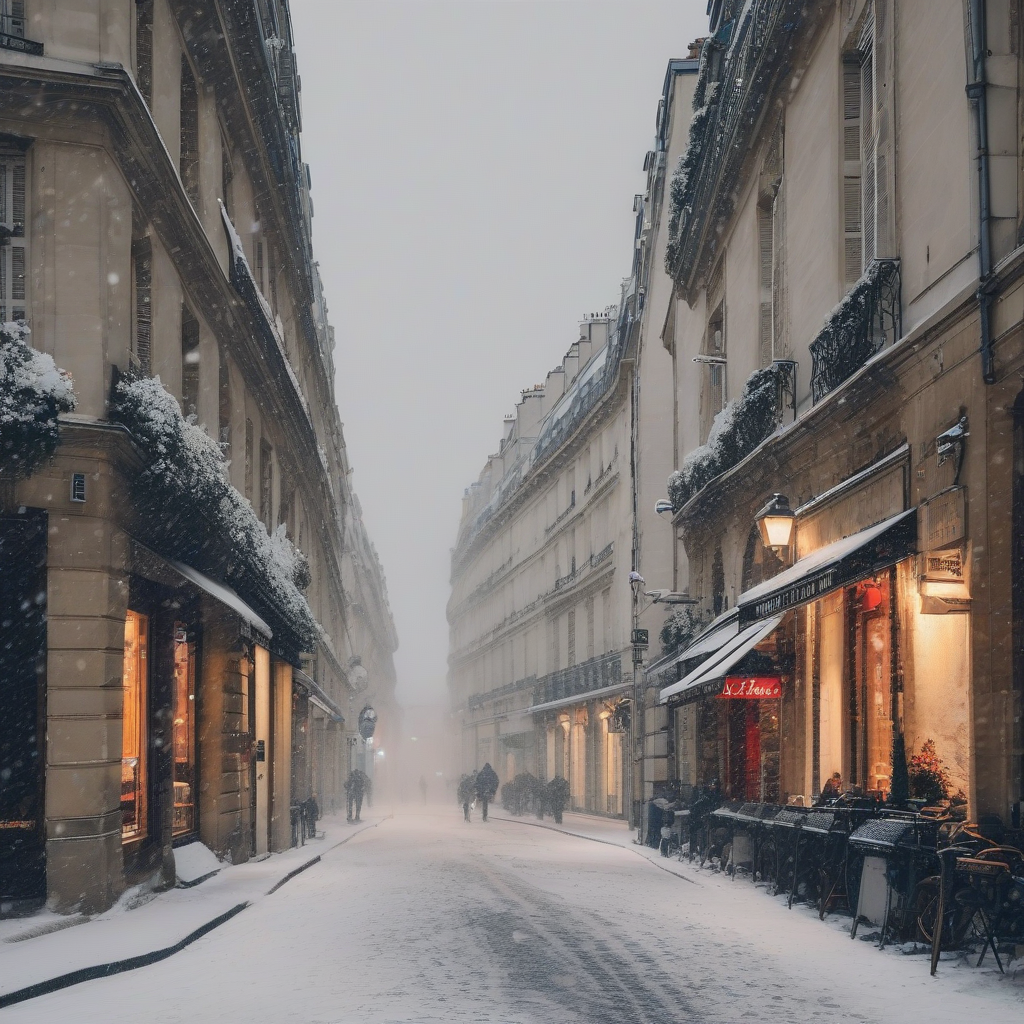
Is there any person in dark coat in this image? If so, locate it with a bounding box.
[458,772,477,821]
[475,763,499,822]
[345,769,367,822]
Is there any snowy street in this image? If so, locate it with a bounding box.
[5,808,1023,1024]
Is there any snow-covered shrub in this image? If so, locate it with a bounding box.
[659,607,709,658]
[664,101,714,271]
[111,371,316,649]
[667,364,780,512]
[0,322,76,479]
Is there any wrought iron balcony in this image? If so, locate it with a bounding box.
[809,259,902,403]
[531,652,623,707]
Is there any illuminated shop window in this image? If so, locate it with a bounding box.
[172,624,197,837]
[121,610,148,841]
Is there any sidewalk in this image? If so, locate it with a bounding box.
[492,808,1024,995]
[0,813,387,1008]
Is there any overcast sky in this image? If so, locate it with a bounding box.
[290,1,708,704]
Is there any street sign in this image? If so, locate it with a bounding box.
[631,628,649,647]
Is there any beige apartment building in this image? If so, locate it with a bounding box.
[648,0,1024,822]
[448,311,634,818]
[0,1,396,912]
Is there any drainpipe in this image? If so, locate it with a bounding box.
[967,0,996,384]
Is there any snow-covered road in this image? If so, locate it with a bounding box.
[6,808,1024,1023]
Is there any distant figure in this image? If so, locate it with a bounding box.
[476,763,499,822]
[546,776,570,824]
[818,771,843,804]
[419,774,428,804]
[458,772,477,821]
[345,769,368,822]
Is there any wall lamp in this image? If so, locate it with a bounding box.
[755,493,796,553]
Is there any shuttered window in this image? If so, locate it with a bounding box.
[131,234,152,374]
[0,151,26,322]
[181,305,200,418]
[846,1,895,284]
[842,58,863,286]
[244,418,254,500]
[757,202,774,366]
[179,55,199,206]
[259,438,273,527]
[218,345,231,454]
[135,1,153,108]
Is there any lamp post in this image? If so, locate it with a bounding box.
[628,571,646,840]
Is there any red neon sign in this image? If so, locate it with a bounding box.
[719,676,782,699]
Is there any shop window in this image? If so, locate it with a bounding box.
[122,610,148,842]
[172,624,197,837]
[848,575,893,796]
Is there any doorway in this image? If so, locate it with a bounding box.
[253,645,271,855]
[0,510,47,902]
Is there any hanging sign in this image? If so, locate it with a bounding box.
[718,676,782,699]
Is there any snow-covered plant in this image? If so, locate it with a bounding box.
[664,102,714,271]
[111,371,317,649]
[0,321,76,479]
[667,364,779,512]
[659,606,709,658]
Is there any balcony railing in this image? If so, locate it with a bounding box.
[809,259,902,403]
[531,652,623,707]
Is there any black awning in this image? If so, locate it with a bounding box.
[293,668,345,723]
[737,508,916,625]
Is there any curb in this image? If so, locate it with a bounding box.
[0,817,387,1010]
[490,814,699,885]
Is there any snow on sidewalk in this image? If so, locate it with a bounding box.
[494,809,1024,1004]
[0,813,385,1001]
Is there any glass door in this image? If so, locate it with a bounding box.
[172,624,197,837]
[122,611,148,841]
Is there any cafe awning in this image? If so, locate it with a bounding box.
[737,508,916,625]
[294,668,345,723]
[659,614,784,705]
[649,607,740,686]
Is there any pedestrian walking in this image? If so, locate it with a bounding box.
[419,774,428,804]
[345,768,367,822]
[457,772,476,821]
[475,763,499,822]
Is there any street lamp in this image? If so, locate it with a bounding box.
[755,493,796,553]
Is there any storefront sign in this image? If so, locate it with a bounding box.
[920,546,964,583]
[740,511,916,625]
[918,487,965,551]
[718,676,782,699]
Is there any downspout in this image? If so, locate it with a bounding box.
[967,0,996,384]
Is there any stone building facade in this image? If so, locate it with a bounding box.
[448,311,634,817]
[0,0,396,913]
[648,0,1024,823]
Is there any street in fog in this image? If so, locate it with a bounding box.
[4,810,1021,1024]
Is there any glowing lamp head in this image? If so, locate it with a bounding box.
[755,493,796,552]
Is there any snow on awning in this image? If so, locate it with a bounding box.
[528,681,630,715]
[293,668,345,723]
[167,558,273,639]
[660,615,784,705]
[737,508,917,625]
[649,607,740,687]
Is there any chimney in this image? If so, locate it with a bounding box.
[687,38,706,60]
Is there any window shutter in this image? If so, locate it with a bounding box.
[772,181,787,354]
[132,235,152,375]
[0,152,27,322]
[179,56,200,206]
[136,1,153,108]
[180,305,200,418]
[871,0,895,257]
[842,59,863,286]
[758,203,773,366]
[12,160,24,235]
